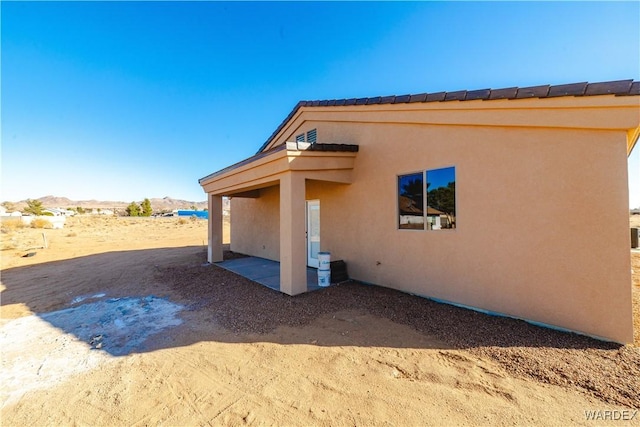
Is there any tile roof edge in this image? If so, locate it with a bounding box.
[256,79,637,154]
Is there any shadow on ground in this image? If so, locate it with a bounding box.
[0,245,620,353]
[2,245,639,408]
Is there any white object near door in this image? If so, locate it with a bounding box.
[306,200,320,268]
[318,252,331,271]
[318,269,331,287]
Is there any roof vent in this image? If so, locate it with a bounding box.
[306,128,317,144]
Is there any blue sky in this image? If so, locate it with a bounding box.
[2,1,639,206]
[427,167,455,192]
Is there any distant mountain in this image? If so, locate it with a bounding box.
[4,195,217,213]
[147,196,211,212]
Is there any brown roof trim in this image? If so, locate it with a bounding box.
[305,143,359,152]
[627,81,640,95]
[488,87,518,100]
[257,79,638,153]
[514,84,550,98]
[547,82,588,97]
[586,80,632,96]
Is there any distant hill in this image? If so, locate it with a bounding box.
[3,195,222,213]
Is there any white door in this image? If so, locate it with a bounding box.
[306,200,320,268]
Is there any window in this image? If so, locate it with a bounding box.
[296,133,305,143]
[397,166,456,230]
[426,166,456,230]
[398,172,425,229]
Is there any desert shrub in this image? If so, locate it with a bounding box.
[31,218,53,229]
[66,232,77,237]
[177,217,189,225]
[42,211,54,216]
[1,218,26,233]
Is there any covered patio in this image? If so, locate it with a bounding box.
[199,141,358,296]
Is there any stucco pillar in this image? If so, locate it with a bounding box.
[279,172,307,295]
[208,194,224,263]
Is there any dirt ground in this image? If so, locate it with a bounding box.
[1,216,639,426]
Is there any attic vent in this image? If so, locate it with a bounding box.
[306,129,317,144]
[294,129,318,146]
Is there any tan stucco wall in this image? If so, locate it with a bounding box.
[230,185,280,261]
[305,123,633,343]
[223,96,637,343]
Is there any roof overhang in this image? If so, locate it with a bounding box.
[199,143,358,196]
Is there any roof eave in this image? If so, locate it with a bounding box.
[257,79,639,154]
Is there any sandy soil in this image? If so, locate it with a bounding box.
[1,216,639,426]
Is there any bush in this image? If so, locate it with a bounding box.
[1,218,26,233]
[126,202,140,217]
[31,218,53,229]
[42,211,55,216]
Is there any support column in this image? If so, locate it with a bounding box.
[208,194,224,263]
[279,172,307,295]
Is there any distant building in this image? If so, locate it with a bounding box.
[44,208,75,217]
[0,206,23,217]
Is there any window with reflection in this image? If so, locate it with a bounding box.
[398,172,424,230]
[426,166,456,230]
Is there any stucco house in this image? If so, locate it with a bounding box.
[200,80,640,344]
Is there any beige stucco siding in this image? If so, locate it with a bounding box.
[233,118,632,342]
[212,94,637,343]
[230,185,280,261]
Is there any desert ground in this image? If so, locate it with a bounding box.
[1,215,639,426]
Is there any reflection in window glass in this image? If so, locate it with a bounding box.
[426,166,456,230]
[398,172,424,230]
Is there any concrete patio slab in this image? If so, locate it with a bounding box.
[215,256,324,293]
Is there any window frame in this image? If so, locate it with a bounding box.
[396,166,457,232]
[397,171,426,231]
[425,166,456,231]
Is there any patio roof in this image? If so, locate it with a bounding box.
[199,142,359,197]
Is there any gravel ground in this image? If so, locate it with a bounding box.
[159,250,640,409]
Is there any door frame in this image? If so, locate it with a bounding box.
[306,199,320,268]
